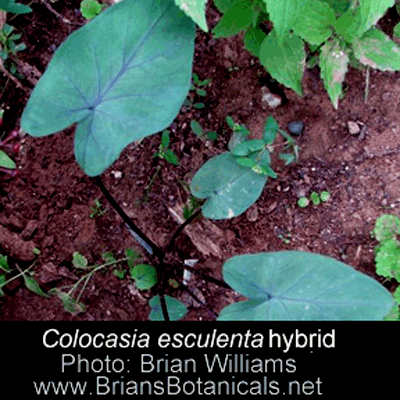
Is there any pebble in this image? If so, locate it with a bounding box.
[347,121,360,135]
[261,87,282,108]
[288,120,304,136]
[246,206,259,222]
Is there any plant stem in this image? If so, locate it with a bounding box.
[94,176,164,261]
[167,208,202,252]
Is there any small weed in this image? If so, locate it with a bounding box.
[154,130,179,166]
[298,190,331,208]
[183,73,212,109]
[190,120,218,141]
[80,0,106,20]
[0,253,49,298]
[51,248,141,314]
[372,214,400,320]
[0,128,19,176]
[89,198,106,218]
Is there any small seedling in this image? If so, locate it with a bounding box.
[0,253,49,298]
[190,120,218,141]
[80,0,106,20]
[228,115,298,178]
[0,129,19,175]
[298,190,331,207]
[277,232,291,244]
[0,24,26,61]
[154,130,179,166]
[89,198,106,218]
[372,214,400,320]
[184,73,212,109]
[51,248,140,314]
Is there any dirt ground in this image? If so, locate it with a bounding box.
[1,1,399,320]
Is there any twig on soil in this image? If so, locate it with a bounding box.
[0,58,29,93]
[40,0,84,26]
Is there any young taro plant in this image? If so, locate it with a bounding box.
[20,0,394,320]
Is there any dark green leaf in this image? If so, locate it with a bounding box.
[149,295,187,321]
[164,149,180,165]
[190,120,204,137]
[191,152,268,219]
[21,0,195,177]
[259,30,305,96]
[161,130,170,148]
[263,115,279,144]
[232,139,266,156]
[0,0,32,14]
[130,264,157,290]
[212,0,253,38]
[219,251,394,320]
[125,248,140,268]
[243,26,267,57]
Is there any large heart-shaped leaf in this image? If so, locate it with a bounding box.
[219,251,394,320]
[21,0,195,176]
[190,152,268,220]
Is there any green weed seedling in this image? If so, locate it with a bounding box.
[51,249,140,314]
[0,24,26,61]
[89,198,106,218]
[154,130,180,166]
[190,120,218,141]
[0,253,49,298]
[298,190,331,208]
[184,73,212,109]
[20,0,394,321]
[80,0,106,20]
[372,214,400,320]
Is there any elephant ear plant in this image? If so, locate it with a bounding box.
[21,0,394,320]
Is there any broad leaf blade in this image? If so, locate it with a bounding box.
[264,0,300,44]
[319,39,349,109]
[212,0,253,38]
[190,152,268,220]
[243,26,267,56]
[219,251,394,320]
[335,0,394,43]
[0,150,16,169]
[352,28,400,71]
[292,0,336,46]
[149,295,187,321]
[21,0,195,177]
[259,30,305,96]
[174,0,208,32]
[0,0,31,14]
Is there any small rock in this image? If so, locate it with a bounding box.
[347,121,360,135]
[288,120,304,136]
[261,87,282,108]
[246,206,259,222]
[111,170,123,179]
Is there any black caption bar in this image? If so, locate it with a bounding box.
[2,322,397,397]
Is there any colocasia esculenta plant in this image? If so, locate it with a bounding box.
[20,0,394,320]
